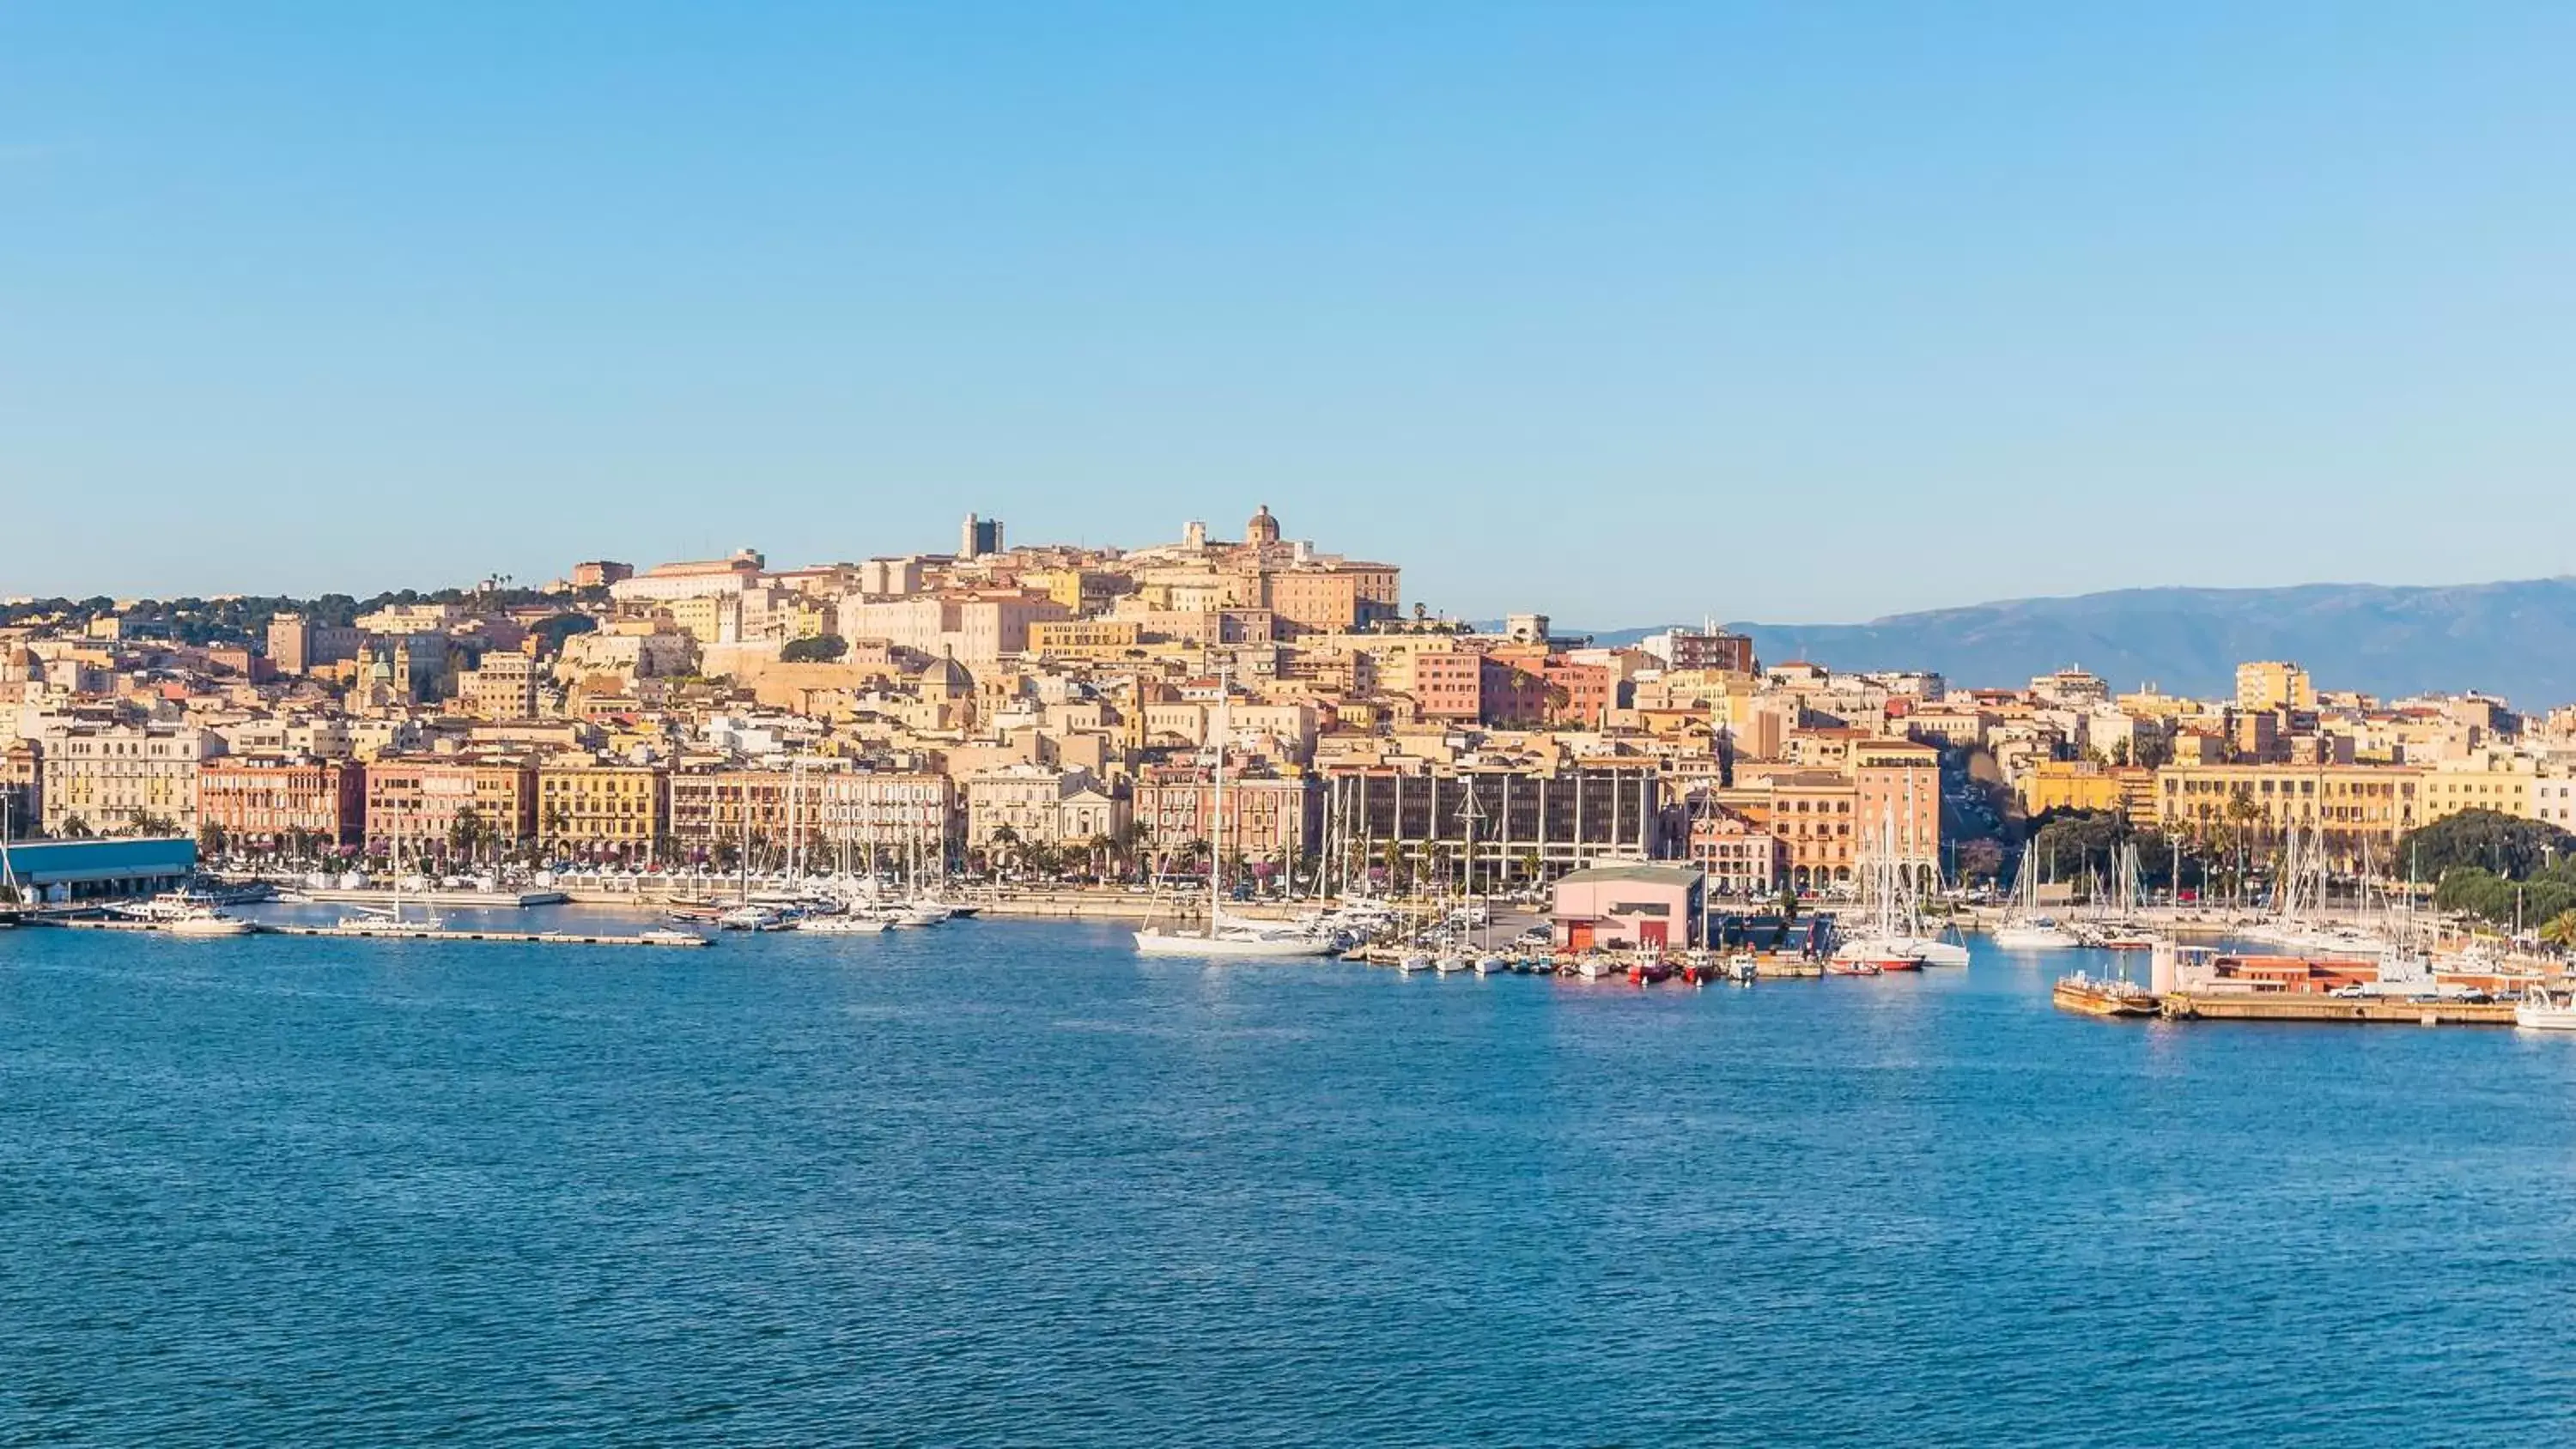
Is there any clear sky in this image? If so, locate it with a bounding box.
[4,3,2571,624]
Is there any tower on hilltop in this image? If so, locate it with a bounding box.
[960,512,1005,560]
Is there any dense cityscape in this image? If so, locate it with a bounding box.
[7,505,2576,977]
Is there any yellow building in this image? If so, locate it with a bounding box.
[536,763,668,860]
[2418,756,2537,826]
[2235,660,2317,713]
[1027,619,1148,660]
[2021,760,2129,816]
[2151,762,2421,859]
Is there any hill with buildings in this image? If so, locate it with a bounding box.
[1674,577,2576,706]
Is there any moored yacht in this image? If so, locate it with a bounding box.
[1991,915,2080,951]
[2514,985,2576,1031]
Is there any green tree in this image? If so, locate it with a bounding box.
[779,634,850,664]
[2399,809,2574,883]
[531,613,598,655]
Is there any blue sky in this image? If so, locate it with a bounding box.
[3,3,2571,623]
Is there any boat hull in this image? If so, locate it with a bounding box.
[1133,929,1334,958]
[1992,928,2078,951]
[2053,979,2159,1017]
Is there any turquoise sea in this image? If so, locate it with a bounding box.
[5,915,2574,1445]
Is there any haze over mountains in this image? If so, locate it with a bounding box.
[1591,578,2576,707]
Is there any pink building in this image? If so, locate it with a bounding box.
[1552,863,1704,952]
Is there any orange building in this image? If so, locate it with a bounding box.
[197,758,367,850]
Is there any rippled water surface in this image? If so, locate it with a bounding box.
[7,918,2575,1446]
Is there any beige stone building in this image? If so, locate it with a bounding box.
[39,724,227,836]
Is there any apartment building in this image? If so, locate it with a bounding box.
[459,651,543,719]
[815,772,957,858]
[197,757,366,849]
[535,763,667,861]
[363,760,538,855]
[1132,768,1320,862]
[39,724,227,836]
[2150,762,2421,861]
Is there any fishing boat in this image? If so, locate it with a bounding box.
[2053,972,2160,1018]
[1395,952,1432,974]
[1135,667,1335,960]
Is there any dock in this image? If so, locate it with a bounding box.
[296,888,571,908]
[2157,992,2513,1026]
[35,918,706,948]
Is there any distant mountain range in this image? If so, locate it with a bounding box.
[1558,577,2576,706]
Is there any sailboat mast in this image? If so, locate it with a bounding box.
[1207,665,1228,938]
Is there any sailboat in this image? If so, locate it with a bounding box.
[1832,788,1970,970]
[1990,842,2077,950]
[1135,668,1335,959]
[337,835,447,936]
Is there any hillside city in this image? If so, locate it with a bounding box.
[6,506,2576,931]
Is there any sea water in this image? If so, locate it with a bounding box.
[5,919,2573,1445]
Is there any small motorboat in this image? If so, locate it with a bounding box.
[2515,986,2576,1031]
[718,905,793,931]
[165,907,255,938]
[797,914,892,936]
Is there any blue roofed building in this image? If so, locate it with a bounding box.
[0,836,197,903]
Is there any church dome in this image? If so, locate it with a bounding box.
[1245,504,1281,546]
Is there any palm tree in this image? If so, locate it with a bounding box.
[449,806,487,866]
[2541,909,2576,952]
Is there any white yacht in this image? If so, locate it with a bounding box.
[1991,848,2077,950]
[719,904,795,931]
[166,906,255,937]
[2515,986,2576,1031]
[797,913,892,936]
[1991,915,2080,951]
